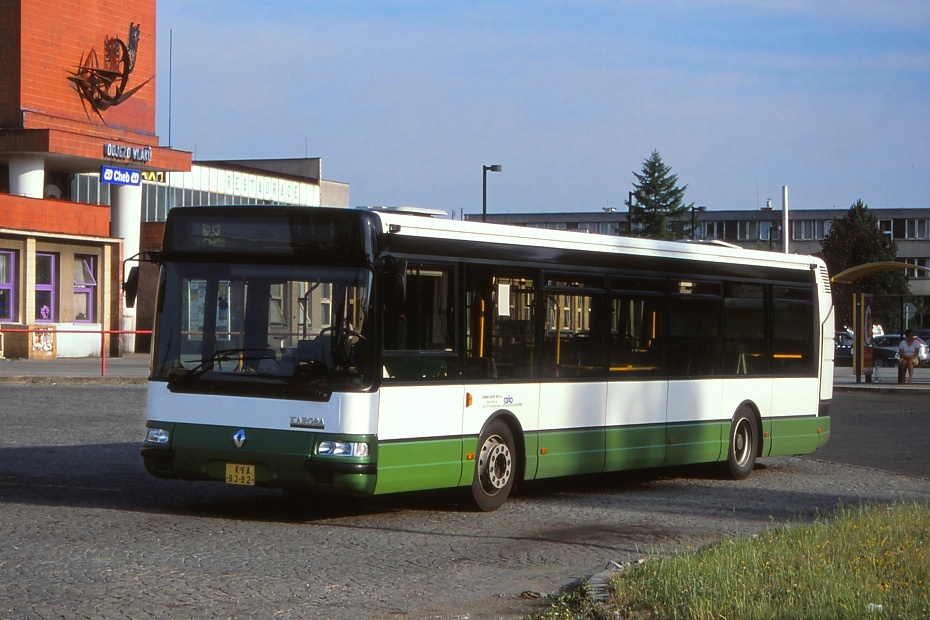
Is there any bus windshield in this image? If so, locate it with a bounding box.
[153,261,374,398]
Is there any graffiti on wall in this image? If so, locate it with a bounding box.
[67,22,153,123]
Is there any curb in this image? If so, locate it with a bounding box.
[833,383,930,395]
[0,376,146,385]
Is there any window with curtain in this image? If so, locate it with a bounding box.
[0,251,14,322]
[35,253,57,322]
[73,255,97,323]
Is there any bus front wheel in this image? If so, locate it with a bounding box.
[470,420,516,512]
[725,408,759,480]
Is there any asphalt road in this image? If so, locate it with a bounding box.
[813,389,930,478]
[0,385,928,619]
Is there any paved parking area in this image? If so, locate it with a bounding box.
[0,354,149,382]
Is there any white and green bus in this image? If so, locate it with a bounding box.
[138,205,833,510]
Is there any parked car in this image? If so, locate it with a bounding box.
[834,330,854,367]
[870,334,930,367]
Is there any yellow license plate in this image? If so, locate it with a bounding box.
[225,463,255,486]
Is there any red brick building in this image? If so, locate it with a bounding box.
[0,0,191,358]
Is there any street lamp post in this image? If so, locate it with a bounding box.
[690,205,706,240]
[627,191,636,235]
[482,164,502,223]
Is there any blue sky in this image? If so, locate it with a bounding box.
[155,1,930,216]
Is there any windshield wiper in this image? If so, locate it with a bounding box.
[167,348,278,390]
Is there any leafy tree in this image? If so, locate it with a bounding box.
[625,150,693,240]
[820,200,895,273]
[819,199,910,332]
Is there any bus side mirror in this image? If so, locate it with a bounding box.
[123,266,140,308]
[379,256,407,307]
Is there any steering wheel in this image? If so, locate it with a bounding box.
[318,326,367,366]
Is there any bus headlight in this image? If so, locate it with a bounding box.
[317,440,369,457]
[145,428,170,445]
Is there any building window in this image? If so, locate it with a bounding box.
[878,219,893,241]
[269,283,286,326]
[702,221,721,239]
[73,174,111,206]
[905,219,929,240]
[0,251,15,322]
[320,282,332,328]
[35,253,56,322]
[73,255,97,323]
[901,257,930,279]
[737,221,758,241]
[792,219,828,241]
[760,221,773,241]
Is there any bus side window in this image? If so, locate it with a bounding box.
[543,290,602,378]
[491,277,535,379]
[723,283,766,375]
[668,282,723,377]
[609,296,664,377]
[382,263,457,381]
[465,269,535,380]
[773,286,815,374]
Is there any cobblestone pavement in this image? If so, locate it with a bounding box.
[1,385,928,619]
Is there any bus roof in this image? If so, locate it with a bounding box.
[158,205,826,280]
[369,208,824,274]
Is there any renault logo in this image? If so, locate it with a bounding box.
[233,429,247,448]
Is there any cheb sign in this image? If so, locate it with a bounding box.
[101,165,141,186]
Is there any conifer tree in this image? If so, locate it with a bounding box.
[625,150,692,240]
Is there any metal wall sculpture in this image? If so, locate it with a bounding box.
[67,22,153,123]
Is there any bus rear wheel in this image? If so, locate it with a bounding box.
[725,407,759,480]
[470,420,516,511]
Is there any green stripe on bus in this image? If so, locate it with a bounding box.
[665,421,727,466]
[374,437,465,495]
[768,416,831,456]
[150,414,830,498]
[605,424,667,471]
[535,428,606,478]
[532,421,725,479]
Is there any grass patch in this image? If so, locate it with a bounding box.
[528,501,930,619]
[609,501,930,619]
[526,584,614,620]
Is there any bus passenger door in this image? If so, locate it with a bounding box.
[605,294,668,471]
[664,284,726,466]
[536,280,607,478]
[375,263,465,494]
